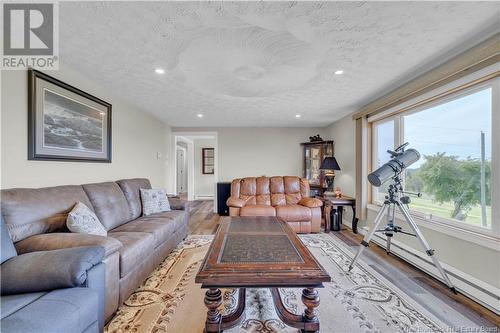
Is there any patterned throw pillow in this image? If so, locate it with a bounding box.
[67,202,107,236]
[140,188,171,216]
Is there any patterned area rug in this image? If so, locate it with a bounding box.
[105,233,447,333]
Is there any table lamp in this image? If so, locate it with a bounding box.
[320,157,341,195]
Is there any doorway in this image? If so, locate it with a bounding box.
[172,132,218,212]
[176,146,187,195]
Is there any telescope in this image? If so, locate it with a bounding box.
[368,143,420,187]
[349,142,457,294]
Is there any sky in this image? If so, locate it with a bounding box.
[377,87,493,168]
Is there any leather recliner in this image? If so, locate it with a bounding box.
[226,176,323,233]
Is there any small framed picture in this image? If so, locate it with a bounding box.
[28,69,112,162]
[202,148,214,174]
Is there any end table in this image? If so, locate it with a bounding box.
[317,195,358,233]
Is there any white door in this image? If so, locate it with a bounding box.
[176,149,186,193]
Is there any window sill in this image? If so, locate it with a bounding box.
[367,203,500,251]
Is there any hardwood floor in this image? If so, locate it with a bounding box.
[187,200,500,329]
[335,228,500,329]
[187,199,219,235]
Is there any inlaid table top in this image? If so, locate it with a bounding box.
[195,216,331,288]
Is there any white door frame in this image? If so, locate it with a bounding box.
[172,131,218,211]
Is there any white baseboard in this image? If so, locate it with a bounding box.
[194,195,214,200]
[356,225,500,314]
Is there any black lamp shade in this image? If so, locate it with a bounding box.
[320,157,341,171]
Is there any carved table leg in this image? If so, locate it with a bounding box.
[204,288,222,333]
[301,288,320,333]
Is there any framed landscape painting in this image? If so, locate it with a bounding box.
[28,69,112,162]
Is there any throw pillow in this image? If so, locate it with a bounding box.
[140,188,171,216]
[67,202,107,237]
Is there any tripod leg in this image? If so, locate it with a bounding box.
[385,204,396,255]
[348,204,388,271]
[386,235,392,254]
[397,203,457,294]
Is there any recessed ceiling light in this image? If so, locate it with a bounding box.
[154,68,165,74]
[295,114,302,118]
[334,70,344,75]
[197,114,204,118]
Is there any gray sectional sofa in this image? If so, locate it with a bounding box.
[1,178,189,325]
[1,216,106,333]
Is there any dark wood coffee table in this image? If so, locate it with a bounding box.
[195,216,331,333]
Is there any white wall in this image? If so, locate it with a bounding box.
[218,128,319,181]
[1,67,172,189]
[173,127,326,182]
[193,138,215,198]
[323,115,356,197]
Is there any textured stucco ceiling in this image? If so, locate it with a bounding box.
[59,1,499,127]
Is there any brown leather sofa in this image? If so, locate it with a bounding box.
[1,178,188,323]
[226,176,322,233]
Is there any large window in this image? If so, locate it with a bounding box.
[372,84,495,231]
[372,119,395,203]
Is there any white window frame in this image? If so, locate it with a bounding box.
[369,77,499,238]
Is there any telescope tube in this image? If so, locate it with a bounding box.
[368,149,420,187]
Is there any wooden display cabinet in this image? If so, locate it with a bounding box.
[300,140,334,196]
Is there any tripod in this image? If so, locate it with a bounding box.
[347,176,457,294]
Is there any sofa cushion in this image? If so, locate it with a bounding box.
[15,233,122,258]
[1,185,94,242]
[270,177,286,206]
[270,176,285,193]
[82,182,131,230]
[107,232,155,277]
[299,177,310,198]
[140,189,171,216]
[0,292,47,319]
[276,204,311,222]
[111,211,186,248]
[298,197,323,208]
[1,216,17,264]
[67,202,107,237]
[239,177,257,205]
[168,197,188,211]
[240,205,276,217]
[284,176,302,204]
[1,246,104,295]
[227,197,246,208]
[1,288,98,333]
[116,178,152,220]
[255,177,271,205]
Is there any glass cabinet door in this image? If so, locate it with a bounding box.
[305,145,321,186]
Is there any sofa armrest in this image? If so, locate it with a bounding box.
[1,246,104,295]
[14,233,122,258]
[85,262,106,330]
[298,198,323,208]
[168,197,188,211]
[226,197,246,208]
